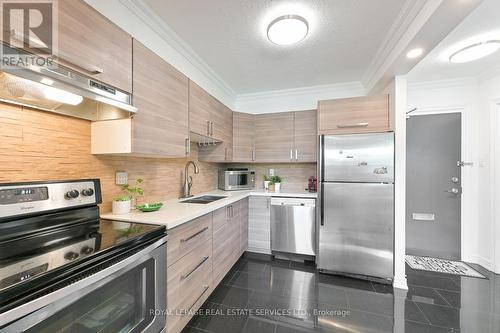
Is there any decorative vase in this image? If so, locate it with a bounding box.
[274,182,281,193]
[264,180,270,189]
[112,200,131,215]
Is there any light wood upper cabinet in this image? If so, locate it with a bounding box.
[58,0,132,92]
[132,40,189,156]
[233,112,255,162]
[91,40,189,157]
[254,112,295,163]
[189,81,211,137]
[318,95,390,134]
[293,110,317,163]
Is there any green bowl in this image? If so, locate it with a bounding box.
[136,202,163,212]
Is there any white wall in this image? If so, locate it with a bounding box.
[386,76,408,290]
[407,75,500,273]
[235,82,365,114]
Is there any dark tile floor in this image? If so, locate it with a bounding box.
[182,253,500,333]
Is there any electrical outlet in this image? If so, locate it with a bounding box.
[115,171,128,185]
[269,169,275,176]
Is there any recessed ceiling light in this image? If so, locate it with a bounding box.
[449,40,500,63]
[406,48,424,59]
[267,15,308,46]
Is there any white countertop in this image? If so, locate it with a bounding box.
[100,189,317,230]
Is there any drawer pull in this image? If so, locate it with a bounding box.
[180,226,209,243]
[336,122,369,128]
[181,256,209,280]
[188,285,210,311]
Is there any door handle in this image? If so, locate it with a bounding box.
[210,121,214,136]
[181,256,209,280]
[290,149,293,161]
[295,149,298,161]
[180,227,209,243]
[445,188,460,194]
[320,183,324,226]
[185,138,190,156]
[207,121,211,136]
[336,122,369,129]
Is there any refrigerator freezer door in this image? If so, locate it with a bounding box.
[318,182,394,280]
[323,133,394,183]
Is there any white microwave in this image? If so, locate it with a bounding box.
[218,169,256,191]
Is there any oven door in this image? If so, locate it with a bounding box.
[0,237,167,333]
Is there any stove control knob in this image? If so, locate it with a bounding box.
[65,190,80,199]
[80,246,94,255]
[81,188,94,197]
[64,251,79,261]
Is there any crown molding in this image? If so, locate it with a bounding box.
[362,0,442,93]
[237,82,365,102]
[408,77,477,91]
[235,82,365,114]
[118,0,237,104]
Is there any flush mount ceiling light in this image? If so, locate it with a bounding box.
[406,48,424,59]
[267,15,309,46]
[449,40,500,63]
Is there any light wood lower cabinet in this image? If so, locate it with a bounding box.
[167,238,213,333]
[240,198,249,254]
[167,214,212,266]
[248,196,271,254]
[166,199,249,333]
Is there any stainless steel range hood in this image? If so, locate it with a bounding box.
[0,44,137,121]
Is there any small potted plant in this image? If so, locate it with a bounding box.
[112,178,144,215]
[263,175,271,190]
[270,175,283,193]
[112,194,132,215]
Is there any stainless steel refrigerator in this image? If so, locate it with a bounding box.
[318,132,394,282]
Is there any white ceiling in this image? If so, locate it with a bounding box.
[142,0,408,94]
[408,0,500,82]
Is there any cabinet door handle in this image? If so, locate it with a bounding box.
[252,149,256,161]
[185,138,191,156]
[290,149,293,161]
[188,285,210,311]
[10,29,104,74]
[181,256,210,280]
[207,121,211,136]
[295,149,298,161]
[180,226,209,243]
[336,122,369,129]
[210,121,214,136]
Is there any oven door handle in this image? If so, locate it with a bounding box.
[0,236,168,328]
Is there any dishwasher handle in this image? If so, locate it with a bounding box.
[270,198,316,207]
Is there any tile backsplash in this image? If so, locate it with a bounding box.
[0,103,220,212]
[227,163,317,192]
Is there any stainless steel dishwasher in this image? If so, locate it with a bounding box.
[271,197,316,256]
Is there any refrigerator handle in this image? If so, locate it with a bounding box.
[320,183,324,226]
[318,135,324,226]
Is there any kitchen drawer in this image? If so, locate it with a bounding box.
[167,237,213,333]
[167,213,212,266]
[318,95,390,134]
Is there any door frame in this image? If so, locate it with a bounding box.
[406,105,468,261]
[490,98,500,273]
